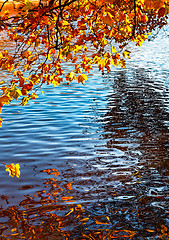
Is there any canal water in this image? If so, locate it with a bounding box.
[0,28,169,239]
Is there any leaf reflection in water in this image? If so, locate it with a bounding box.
[0,168,168,239]
[0,168,87,239]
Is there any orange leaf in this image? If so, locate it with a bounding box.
[76,74,87,85]
[0,118,2,127]
[62,196,74,200]
[67,182,73,190]
[146,229,155,233]
[95,220,109,224]
[103,12,114,27]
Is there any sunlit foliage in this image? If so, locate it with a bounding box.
[0,0,168,126]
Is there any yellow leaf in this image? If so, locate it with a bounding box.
[21,96,31,106]
[56,51,65,61]
[118,59,126,68]
[73,45,82,53]
[47,54,51,61]
[10,88,22,100]
[111,46,117,53]
[0,53,3,60]
[124,25,132,33]
[5,163,20,178]
[123,50,130,58]
[22,1,33,11]
[0,80,6,85]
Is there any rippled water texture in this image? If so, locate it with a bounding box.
[0,28,169,239]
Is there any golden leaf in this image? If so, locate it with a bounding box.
[21,96,31,106]
[65,72,75,82]
[22,1,33,11]
[10,87,22,100]
[111,46,117,53]
[0,95,12,105]
[123,50,130,59]
[5,163,20,178]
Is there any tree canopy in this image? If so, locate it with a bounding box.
[0,0,168,127]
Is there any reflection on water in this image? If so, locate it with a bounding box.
[0,29,169,238]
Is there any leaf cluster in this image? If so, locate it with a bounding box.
[0,0,168,126]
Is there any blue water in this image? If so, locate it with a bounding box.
[0,28,169,239]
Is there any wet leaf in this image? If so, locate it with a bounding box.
[5,163,20,178]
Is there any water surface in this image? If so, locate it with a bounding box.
[0,28,169,239]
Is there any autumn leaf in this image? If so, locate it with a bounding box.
[5,163,20,178]
[141,15,148,22]
[158,7,166,17]
[65,72,75,82]
[103,12,114,27]
[67,182,73,190]
[111,46,117,53]
[0,118,2,127]
[0,95,12,106]
[22,1,33,11]
[31,92,37,99]
[9,86,22,100]
[21,96,31,106]
[123,50,130,59]
[80,218,89,222]
[76,74,88,85]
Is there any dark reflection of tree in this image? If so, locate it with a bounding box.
[103,68,169,174]
[97,68,169,238]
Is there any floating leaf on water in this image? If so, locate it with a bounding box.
[5,163,20,178]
